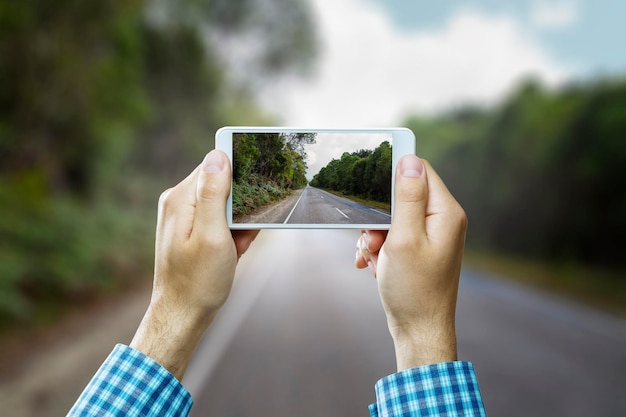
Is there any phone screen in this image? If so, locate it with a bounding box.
[231,131,393,226]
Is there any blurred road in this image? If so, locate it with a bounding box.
[184,229,393,416]
[183,230,626,416]
[3,229,624,416]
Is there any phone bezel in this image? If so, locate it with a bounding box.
[215,126,416,229]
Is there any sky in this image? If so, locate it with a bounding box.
[303,132,391,179]
[258,0,626,127]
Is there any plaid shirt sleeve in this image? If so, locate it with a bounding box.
[67,344,193,417]
[369,361,486,417]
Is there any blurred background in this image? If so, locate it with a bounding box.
[0,0,624,416]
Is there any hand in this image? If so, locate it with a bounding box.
[355,155,467,370]
[131,150,258,380]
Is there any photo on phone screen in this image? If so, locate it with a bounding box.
[231,131,393,226]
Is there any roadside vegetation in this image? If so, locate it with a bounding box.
[310,141,392,204]
[232,132,316,218]
[406,77,626,308]
[0,0,317,329]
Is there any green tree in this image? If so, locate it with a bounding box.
[0,0,148,197]
[233,133,260,182]
[231,132,317,216]
[405,77,626,271]
[0,0,318,324]
[291,153,308,188]
[310,141,392,203]
[372,141,392,202]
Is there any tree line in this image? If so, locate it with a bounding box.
[310,141,392,203]
[232,132,315,217]
[405,77,626,272]
[0,0,317,325]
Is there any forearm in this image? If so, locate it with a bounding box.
[130,300,216,381]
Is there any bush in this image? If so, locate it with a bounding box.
[232,176,291,218]
[0,177,153,326]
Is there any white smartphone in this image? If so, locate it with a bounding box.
[215,127,416,229]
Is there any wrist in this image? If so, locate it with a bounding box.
[390,323,458,371]
[130,300,216,381]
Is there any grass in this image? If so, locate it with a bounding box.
[463,250,626,317]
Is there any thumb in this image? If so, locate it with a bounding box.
[192,150,232,238]
[390,155,428,241]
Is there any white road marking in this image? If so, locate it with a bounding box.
[369,208,391,217]
[335,207,350,219]
[284,189,306,224]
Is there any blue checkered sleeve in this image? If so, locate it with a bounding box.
[67,344,193,416]
[369,361,486,417]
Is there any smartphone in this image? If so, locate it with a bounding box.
[215,127,416,229]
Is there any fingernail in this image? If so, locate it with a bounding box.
[358,235,367,253]
[355,248,360,260]
[401,155,424,177]
[203,151,225,173]
[362,232,370,251]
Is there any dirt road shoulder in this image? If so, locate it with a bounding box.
[0,285,151,417]
[235,188,304,224]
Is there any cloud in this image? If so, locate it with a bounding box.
[530,1,580,30]
[260,0,571,126]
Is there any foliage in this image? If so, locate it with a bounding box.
[0,176,154,324]
[405,77,626,271]
[0,0,149,198]
[310,141,392,203]
[232,132,315,217]
[0,0,317,326]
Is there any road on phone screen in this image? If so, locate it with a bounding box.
[237,185,391,225]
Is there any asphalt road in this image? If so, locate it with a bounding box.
[282,186,391,225]
[183,230,626,416]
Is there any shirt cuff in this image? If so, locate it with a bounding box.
[369,361,486,417]
[68,344,193,416]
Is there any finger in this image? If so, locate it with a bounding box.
[355,233,379,276]
[363,229,387,253]
[191,150,232,241]
[389,155,429,243]
[158,165,202,245]
[355,233,369,268]
[421,160,467,242]
[233,230,260,258]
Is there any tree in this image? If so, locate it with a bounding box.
[0,0,319,324]
[0,0,319,195]
[0,0,148,197]
[310,141,393,203]
[372,141,392,202]
[284,132,316,157]
[404,77,626,271]
[233,133,260,182]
